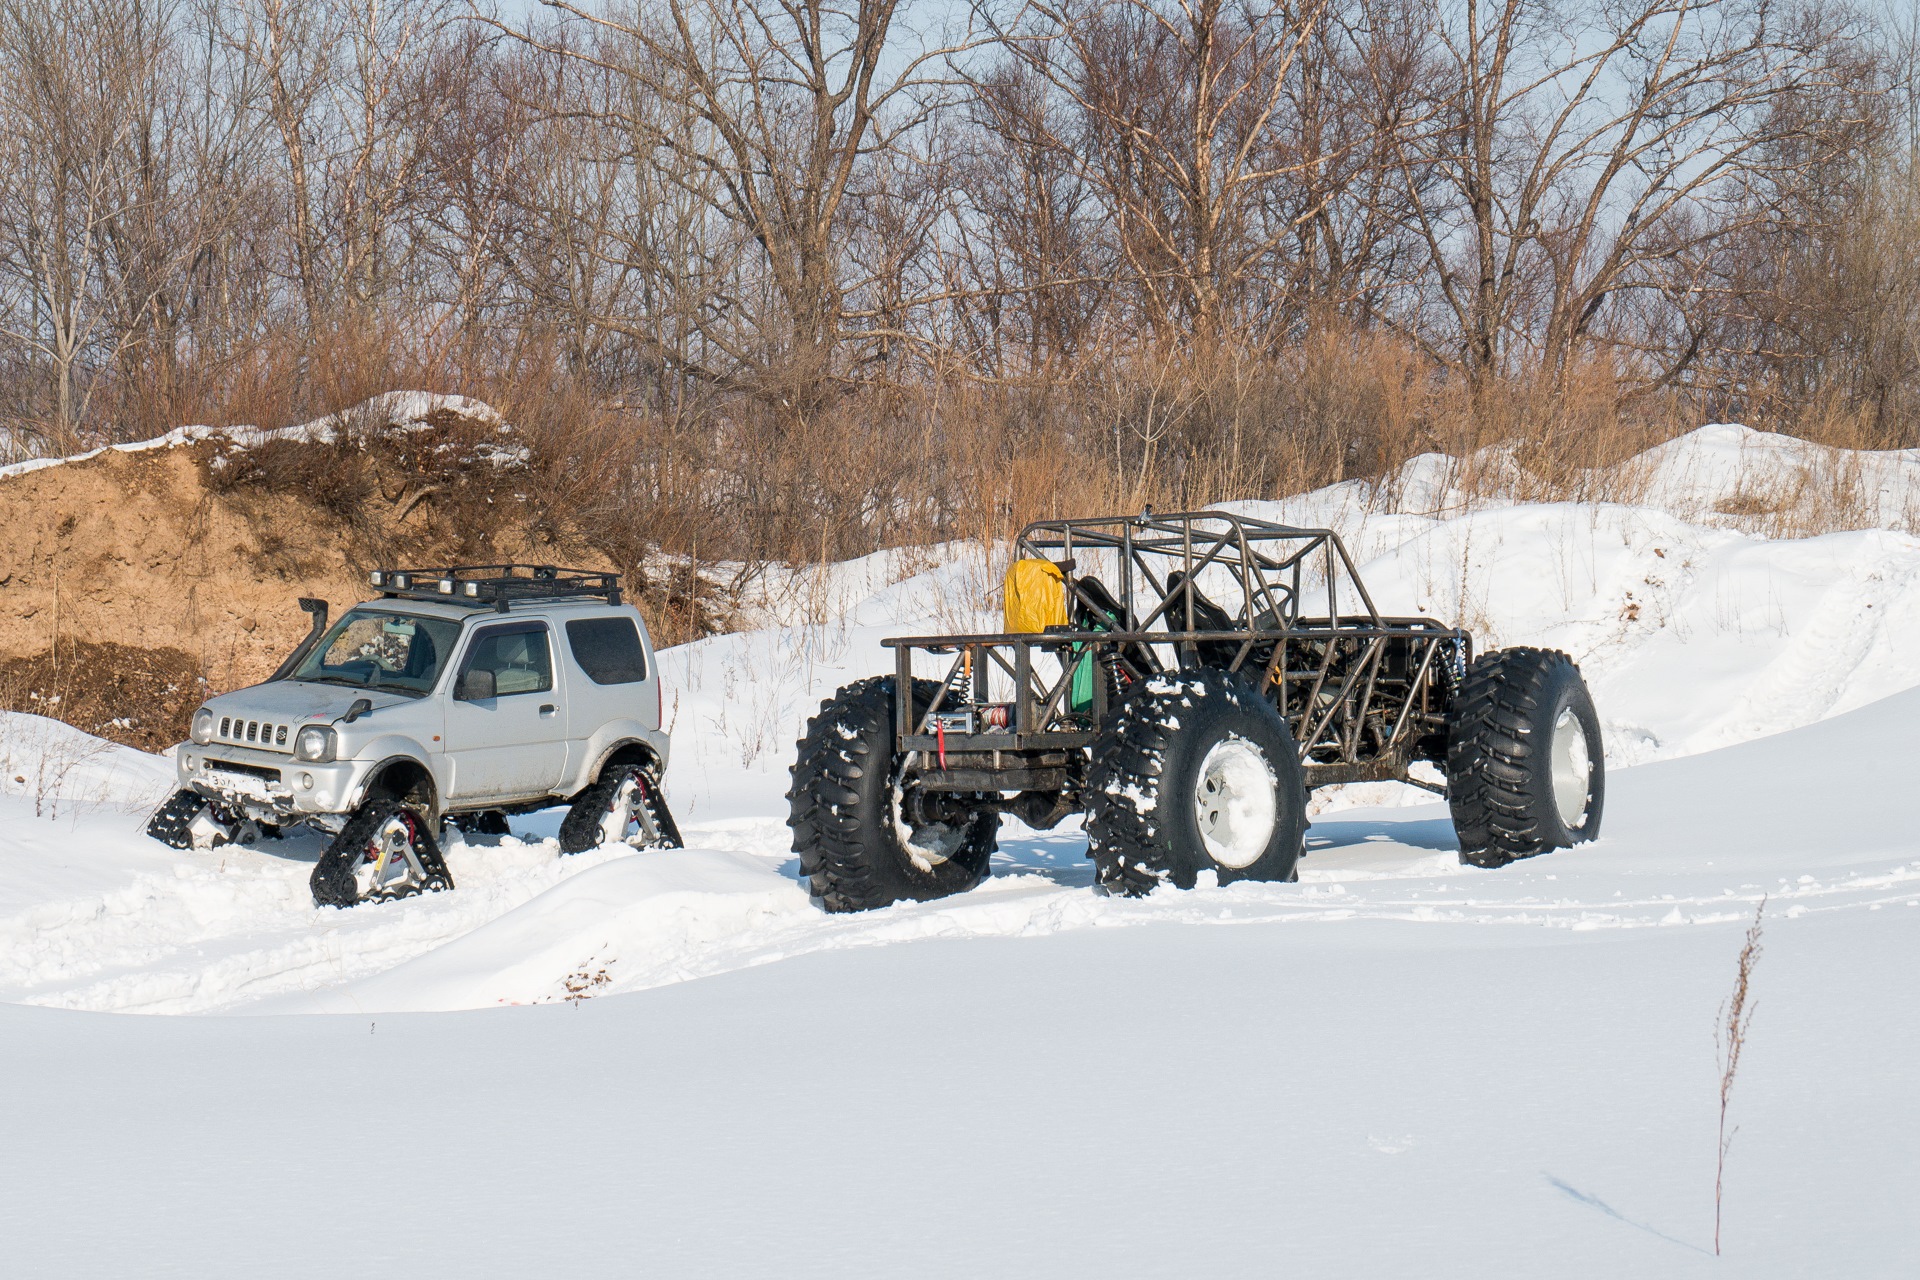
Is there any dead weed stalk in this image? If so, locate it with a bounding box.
[1715,898,1766,1256]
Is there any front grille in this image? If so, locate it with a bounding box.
[215,716,293,753]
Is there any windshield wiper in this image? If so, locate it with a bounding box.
[296,673,431,699]
[299,675,370,690]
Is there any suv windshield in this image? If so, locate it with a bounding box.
[288,608,462,697]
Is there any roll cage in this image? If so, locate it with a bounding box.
[883,511,1470,794]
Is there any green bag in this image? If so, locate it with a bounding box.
[1068,602,1113,713]
[1070,646,1096,712]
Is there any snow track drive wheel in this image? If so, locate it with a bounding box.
[1446,646,1604,868]
[558,764,683,854]
[310,797,455,908]
[145,789,209,849]
[788,676,997,913]
[1086,670,1307,896]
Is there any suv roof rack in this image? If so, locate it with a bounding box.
[368,564,622,612]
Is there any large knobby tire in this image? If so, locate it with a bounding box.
[311,797,455,907]
[1086,670,1308,896]
[1446,646,1604,868]
[558,763,683,854]
[788,676,997,913]
[145,789,209,849]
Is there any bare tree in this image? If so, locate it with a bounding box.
[223,0,455,331]
[984,0,1341,350]
[0,0,202,450]
[1398,0,1862,395]
[944,62,1113,379]
[503,0,980,418]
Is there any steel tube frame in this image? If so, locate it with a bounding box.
[884,512,1468,785]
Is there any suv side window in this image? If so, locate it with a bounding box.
[458,622,554,696]
[566,616,648,685]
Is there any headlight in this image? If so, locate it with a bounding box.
[294,725,337,763]
[190,708,215,745]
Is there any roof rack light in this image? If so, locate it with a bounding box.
[368,563,623,610]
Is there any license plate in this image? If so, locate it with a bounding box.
[206,769,272,800]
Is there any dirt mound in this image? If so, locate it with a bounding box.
[0,642,204,753]
[0,397,610,748]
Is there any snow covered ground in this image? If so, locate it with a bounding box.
[3,423,1918,1274]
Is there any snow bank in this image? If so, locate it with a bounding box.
[259,849,796,1014]
[1269,422,1920,534]
[0,390,511,481]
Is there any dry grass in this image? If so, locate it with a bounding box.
[0,713,111,820]
[82,316,1920,579]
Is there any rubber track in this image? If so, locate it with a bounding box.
[144,790,207,850]
[1084,671,1212,896]
[310,798,454,907]
[1446,646,1572,866]
[558,766,683,853]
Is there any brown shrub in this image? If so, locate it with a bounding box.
[0,642,206,753]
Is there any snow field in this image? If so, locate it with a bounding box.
[4,883,1915,1277]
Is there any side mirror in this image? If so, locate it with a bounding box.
[457,668,496,701]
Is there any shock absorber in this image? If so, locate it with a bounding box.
[938,647,972,708]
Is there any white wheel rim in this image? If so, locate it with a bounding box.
[1550,707,1592,830]
[1193,737,1279,870]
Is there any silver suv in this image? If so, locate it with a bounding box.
[146,565,678,906]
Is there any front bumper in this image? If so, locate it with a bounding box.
[175,743,371,823]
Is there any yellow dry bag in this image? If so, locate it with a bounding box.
[1004,558,1067,633]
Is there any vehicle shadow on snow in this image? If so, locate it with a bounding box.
[229,828,329,865]
[240,809,1459,891]
[1302,815,1461,877]
[1308,814,1459,852]
[987,812,1462,889]
[992,820,1098,888]
[221,809,570,869]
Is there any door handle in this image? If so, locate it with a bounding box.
[539,704,557,716]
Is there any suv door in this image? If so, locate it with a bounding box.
[444,620,568,800]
